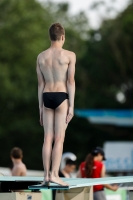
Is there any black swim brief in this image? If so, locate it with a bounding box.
[43,92,69,109]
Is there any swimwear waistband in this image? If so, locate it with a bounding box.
[43,92,68,94]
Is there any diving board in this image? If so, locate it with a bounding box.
[0,176,133,191]
[0,176,133,200]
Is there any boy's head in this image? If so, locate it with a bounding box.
[49,23,65,44]
[10,147,23,160]
[65,159,76,174]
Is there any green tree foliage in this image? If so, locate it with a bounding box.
[0,0,133,169]
[78,3,133,109]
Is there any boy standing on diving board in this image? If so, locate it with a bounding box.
[36,23,76,186]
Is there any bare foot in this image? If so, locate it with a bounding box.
[41,177,50,186]
[50,176,69,186]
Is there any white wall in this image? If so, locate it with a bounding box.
[104,142,133,172]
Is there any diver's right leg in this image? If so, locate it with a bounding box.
[42,106,54,184]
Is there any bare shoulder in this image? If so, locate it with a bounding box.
[63,50,76,64]
[102,163,105,167]
[37,49,50,60]
[20,163,27,173]
[16,163,25,169]
[63,49,76,58]
[20,163,27,175]
[37,51,43,60]
[102,163,106,170]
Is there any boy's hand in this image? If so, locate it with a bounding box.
[66,107,74,124]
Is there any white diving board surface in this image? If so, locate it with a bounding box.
[0,176,133,190]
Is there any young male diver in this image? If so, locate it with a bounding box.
[37,23,76,186]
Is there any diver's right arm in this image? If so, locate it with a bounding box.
[66,52,76,124]
[36,55,45,126]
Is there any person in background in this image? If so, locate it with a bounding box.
[53,159,76,200]
[10,147,27,176]
[77,147,118,200]
[59,159,76,178]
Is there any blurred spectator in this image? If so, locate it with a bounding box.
[59,159,76,178]
[77,147,118,200]
[10,147,27,176]
[53,159,76,200]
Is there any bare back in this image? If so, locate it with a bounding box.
[38,48,72,93]
[12,162,27,176]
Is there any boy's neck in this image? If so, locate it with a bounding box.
[50,41,63,48]
[12,158,22,165]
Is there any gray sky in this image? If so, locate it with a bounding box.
[47,0,130,28]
